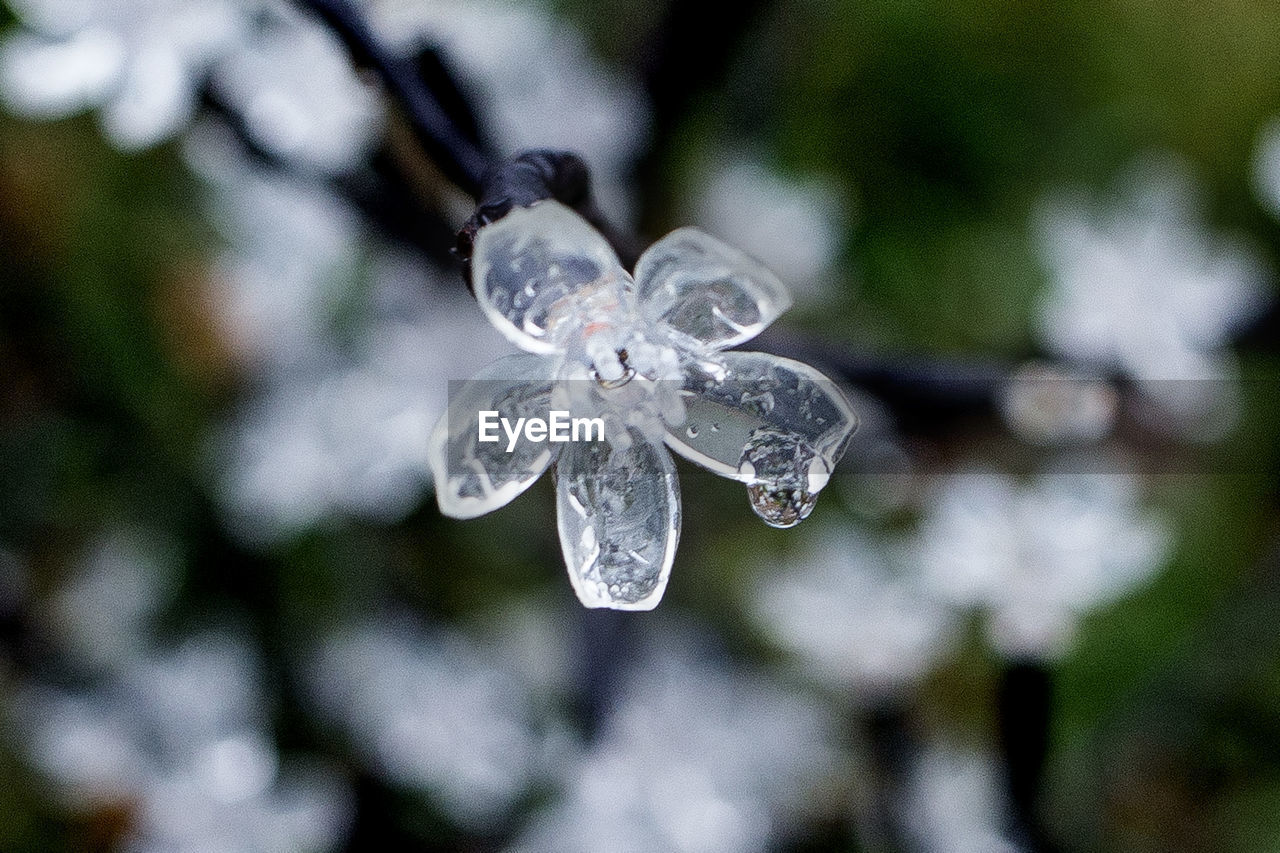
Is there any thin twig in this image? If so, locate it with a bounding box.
[294,0,492,197]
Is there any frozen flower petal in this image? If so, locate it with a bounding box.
[556,427,679,610]
[633,227,792,351]
[472,202,632,354]
[664,351,856,526]
[427,353,557,519]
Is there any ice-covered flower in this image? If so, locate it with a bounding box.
[915,469,1170,659]
[1033,157,1269,433]
[428,201,857,610]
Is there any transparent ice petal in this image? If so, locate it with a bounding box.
[634,227,792,351]
[556,427,680,610]
[471,201,633,354]
[664,351,856,526]
[427,353,557,519]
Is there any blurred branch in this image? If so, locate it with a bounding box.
[294,0,492,197]
[199,85,460,268]
[631,0,773,230]
[997,662,1056,852]
[570,608,637,742]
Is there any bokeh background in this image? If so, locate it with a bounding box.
[1,0,1279,850]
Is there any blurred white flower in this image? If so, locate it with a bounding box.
[42,530,176,673]
[998,361,1118,446]
[215,279,508,536]
[370,0,649,218]
[186,122,363,373]
[693,156,850,304]
[15,630,351,852]
[512,629,845,853]
[186,125,511,540]
[900,742,1022,853]
[0,0,245,148]
[752,527,957,698]
[307,616,561,830]
[0,0,378,171]
[1251,116,1280,220]
[210,5,381,173]
[1033,157,1269,435]
[915,469,1170,659]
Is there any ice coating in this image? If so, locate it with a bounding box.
[427,353,558,519]
[556,427,680,610]
[635,227,792,351]
[665,350,855,488]
[471,202,632,354]
[432,199,859,609]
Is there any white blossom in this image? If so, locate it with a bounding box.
[693,156,849,305]
[15,630,351,853]
[0,0,378,171]
[306,616,563,829]
[510,629,845,853]
[752,526,957,697]
[1251,116,1280,220]
[915,469,1170,659]
[900,743,1023,853]
[1033,157,1269,435]
[41,530,176,673]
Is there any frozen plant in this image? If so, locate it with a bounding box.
[429,201,857,610]
[915,469,1170,659]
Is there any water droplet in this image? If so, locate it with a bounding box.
[738,427,821,528]
[686,425,700,438]
[710,423,720,432]
[746,482,817,528]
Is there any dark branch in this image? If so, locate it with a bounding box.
[454,150,642,288]
[294,0,492,196]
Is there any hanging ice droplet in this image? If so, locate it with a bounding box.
[738,427,825,528]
